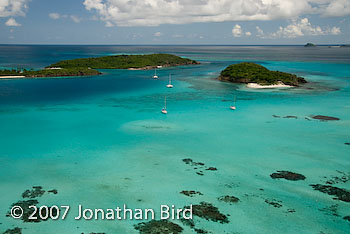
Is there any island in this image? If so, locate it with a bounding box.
[0,54,199,78]
[218,62,307,88]
[304,43,316,47]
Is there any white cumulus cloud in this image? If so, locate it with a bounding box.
[49,13,60,20]
[232,24,251,37]
[5,17,21,26]
[0,0,29,17]
[265,18,342,38]
[83,0,350,27]
[232,24,242,37]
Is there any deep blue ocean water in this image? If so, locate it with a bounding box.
[0,45,349,233]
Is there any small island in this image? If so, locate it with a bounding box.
[219,62,307,88]
[0,54,199,78]
[304,43,316,47]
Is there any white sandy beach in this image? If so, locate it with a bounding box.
[246,82,293,89]
[0,76,26,79]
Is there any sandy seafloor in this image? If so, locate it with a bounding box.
[0,45,349,233]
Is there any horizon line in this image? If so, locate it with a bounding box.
[0,43,349,47]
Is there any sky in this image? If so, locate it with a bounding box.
[0,0,349,45]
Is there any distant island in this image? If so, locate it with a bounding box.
[0,54,199,78]
[219,62,307,88]
[304,43,316,47]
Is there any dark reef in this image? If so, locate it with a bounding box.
[134,220,183,234]
[180,191,203,197]
[270,171,306,181]
[182,158,218,176]
[283,116,298,119]
[3,227,22,234]
[218,195,240,204]
[311,115,340,121]
[7,200,41,223]
[324,171,350,185]
[48,189,58,194]
[189,202,229,224]
[310,184,350,202]
[265,199,283,208]
[22,186,45,199]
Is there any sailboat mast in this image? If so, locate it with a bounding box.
[165,96,167,109]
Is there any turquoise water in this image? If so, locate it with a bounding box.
[0,45,349,233]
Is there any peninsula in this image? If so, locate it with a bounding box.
[219,62,307,88]
[0,54,199,78]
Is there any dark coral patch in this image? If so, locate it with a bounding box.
[311,115,340,121]
[265,199,283,208]
[343,216,350,222]
[182,158,217,176]
[310,184,350,202]
[345,143,350,145]
[3,227,22,234]
[324,171,350,185]
[7,200,39,223]
[189,202,229,224]
[319,204,339,217]
[194,229,208,234]
[134,220,183,234]
[48,189,58,195]
[218,195,240,204]
[83,233,106,234]
[283,116,298,119]
[180,191,203,197]
[206,167,217,171]
[22,186,45,199]
[7,199,57,223]
[270,171,306,181]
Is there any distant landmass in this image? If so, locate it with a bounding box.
[304,43,316,47]
[0,54,199,78]
[219,62,307,86]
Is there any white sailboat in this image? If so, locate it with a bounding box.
[161,96,167,114]
[153,68,158,79]
[230,95,236,110]
[166,74,173,88]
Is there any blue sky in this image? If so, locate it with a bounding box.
[0,0,349,45]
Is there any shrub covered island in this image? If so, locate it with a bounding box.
[0,54,199,78]
[219,62,307,86]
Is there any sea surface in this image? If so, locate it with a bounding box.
[0,45,349,234]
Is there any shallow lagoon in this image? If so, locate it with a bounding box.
[0,45,349,233]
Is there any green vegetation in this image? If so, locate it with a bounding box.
[304,43,316,47]
[0,54,198,78]
[0,68,100,78]
[219,62,307,86]
[48,53,199,69]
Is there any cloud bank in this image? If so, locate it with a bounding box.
[83,0,350,27]
[0,0,28,17]
[258,18,341,38]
